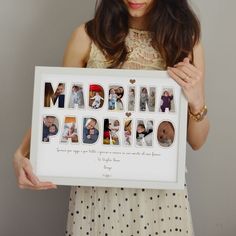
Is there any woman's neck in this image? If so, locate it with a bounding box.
[128,16,148,30]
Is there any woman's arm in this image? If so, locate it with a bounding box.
[14,24,91,190]
[63,24,91,67]
[186,43,209,149]
[167,42,210,150]
[13,129,57,190]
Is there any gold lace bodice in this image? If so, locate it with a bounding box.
[87,28,166,70]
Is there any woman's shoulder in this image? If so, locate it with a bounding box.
[73,24,91,45]
[63,23,92,67]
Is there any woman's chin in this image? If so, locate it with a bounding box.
[128,11,146,18]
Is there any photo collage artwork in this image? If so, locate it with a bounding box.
[43,81,177,149]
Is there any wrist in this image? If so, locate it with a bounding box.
[188,104,208,122]
[188,100,205,114]
[15,147,29,160]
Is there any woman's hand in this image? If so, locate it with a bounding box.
[13,149,57,190]
[167,57,205,113]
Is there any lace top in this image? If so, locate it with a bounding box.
[87,28,166,70]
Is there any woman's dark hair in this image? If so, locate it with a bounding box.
[85,0,200,68]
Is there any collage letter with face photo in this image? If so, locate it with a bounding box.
[89,84,105,109]
[68,84,84,109]
[61,117,78,143]
[103,119,120,145]
[160,88,175,113]
[108,86,124,111]
[83,118,99,144]
[42,116,59,142]
[136,120,154,147]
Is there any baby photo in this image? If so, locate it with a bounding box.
[160,88,175,112]
[42,115,59,142]
[83,118,99,144]
[123,119,132,146]
[157,121,175,147]
[103,119,120,145]
[108,86,124,111]
[139,87,156,112]
[61,117,78,143]
[44,82,65,108]
[89,84,104,109]
[127,87,135,111]
[68,84,84,109]
[136,120,154,147]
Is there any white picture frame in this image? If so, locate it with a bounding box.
[30,66,188,189]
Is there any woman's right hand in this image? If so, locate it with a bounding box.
[13,149,57,190]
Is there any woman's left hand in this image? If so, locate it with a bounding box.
[167,57,205,113]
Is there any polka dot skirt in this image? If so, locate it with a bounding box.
[66,183,194,236]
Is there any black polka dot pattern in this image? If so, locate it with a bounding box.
[65,183,194,235]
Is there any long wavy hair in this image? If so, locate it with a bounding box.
[85,0,201,68]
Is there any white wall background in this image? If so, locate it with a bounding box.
[0,0,235,235]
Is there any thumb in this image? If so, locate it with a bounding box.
[23,163,39,185]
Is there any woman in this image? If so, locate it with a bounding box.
[14,0,209,235]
